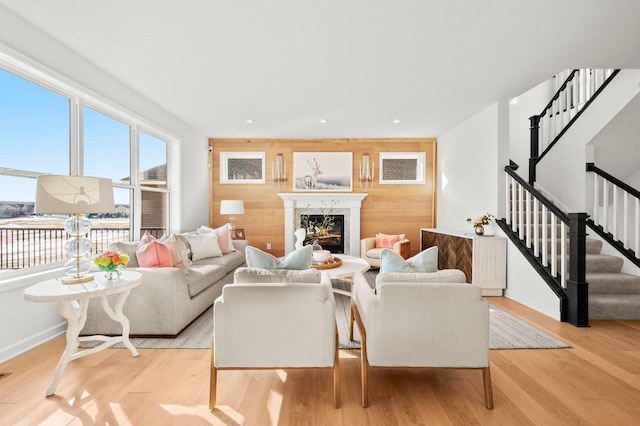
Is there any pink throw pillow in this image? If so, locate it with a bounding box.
[137,231,173,267]
[198,224,235,254]
[375,233,400,248]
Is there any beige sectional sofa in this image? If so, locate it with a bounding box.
[81,238,249,336]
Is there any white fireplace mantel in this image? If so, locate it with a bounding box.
[278,193,368,255]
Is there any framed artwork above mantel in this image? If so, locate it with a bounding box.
[293,152,352,192]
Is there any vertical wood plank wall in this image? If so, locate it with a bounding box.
[209,138,437,257]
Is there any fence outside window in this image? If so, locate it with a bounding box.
[0,227,164,269]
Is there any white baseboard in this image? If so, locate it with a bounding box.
[503,290,561,321]
[0,322,66,364]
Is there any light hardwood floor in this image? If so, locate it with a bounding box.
[2,297,640,425]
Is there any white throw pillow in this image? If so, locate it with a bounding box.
[198,224,236,254]
[187,233,223,261]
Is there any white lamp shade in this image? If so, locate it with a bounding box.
[35,175,115,214]
[220,199,244,215]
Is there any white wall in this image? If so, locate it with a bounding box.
[509,79,554,179]
[437,102,503,231]
[503,229,562,320]
[439,101,563,319]
[0,7,209,362]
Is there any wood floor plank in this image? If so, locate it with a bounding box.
[2,296,640,424]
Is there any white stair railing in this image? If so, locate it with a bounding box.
[588,163,640,261]
[505,173,568,286]
[529,69,619,185]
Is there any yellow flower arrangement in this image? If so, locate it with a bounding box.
[93,251,130,279]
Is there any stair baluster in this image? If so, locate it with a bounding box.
[500,164,588,326]
[529,69,619,185]
[586,163,640,268]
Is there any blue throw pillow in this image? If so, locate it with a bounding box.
[246,245,313,270]
[379,246,438,273]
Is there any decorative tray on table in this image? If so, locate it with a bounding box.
[311,256,342,270]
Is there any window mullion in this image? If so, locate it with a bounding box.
[70,97,81,176]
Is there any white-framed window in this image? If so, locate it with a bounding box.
[0,55,175,278]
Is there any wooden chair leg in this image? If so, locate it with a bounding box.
[350,300,369,407]
[209,336,217,410]
[483,366,494,409]
[361,341,368,408]
[349,302,354,341]
[334,327,340,408]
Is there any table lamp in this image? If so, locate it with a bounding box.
[220,199,244,233]
[35,175,115,284]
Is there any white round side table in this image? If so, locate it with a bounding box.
[24,270,142,396]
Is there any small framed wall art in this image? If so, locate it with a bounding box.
[220,152,266,184]
[232,228,245,240]
[379,152,426,184]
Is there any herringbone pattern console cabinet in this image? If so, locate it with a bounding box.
[420,228,506,296]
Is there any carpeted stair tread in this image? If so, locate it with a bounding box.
[586,239,603,254]
[585,253,624,273]
[589,294,640,320]
[536,238,601,254]
[587,272,640,294]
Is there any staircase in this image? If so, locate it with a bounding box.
[586,238,640,319]
[502,68,640,325]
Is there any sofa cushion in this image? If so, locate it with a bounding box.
[108,241,139,267]
[191,250,246,274]
[198,224,236,254]
[246,245,312,270]
[137,232,173,268]
[234,267,322,284]
[185,263,228,297]
[188,233,223,261]
[380,246,438,273]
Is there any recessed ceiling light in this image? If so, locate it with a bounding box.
[320,119,329,124]
[393,119,401,124]
[246,119,255,124]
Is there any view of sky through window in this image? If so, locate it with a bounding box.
[0,69,167,205]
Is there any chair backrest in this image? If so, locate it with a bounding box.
[376,269,467,286]
[364,281,489,368]
[234,266,326,284]
[214,280,335,369]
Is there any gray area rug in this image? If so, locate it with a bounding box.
[83,272,569,350]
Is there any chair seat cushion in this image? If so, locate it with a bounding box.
[366,247,384,259]
[380,246,438,273]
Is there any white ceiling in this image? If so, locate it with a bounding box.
[2,0,640,138]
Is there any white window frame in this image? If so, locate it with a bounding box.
[0,49,179,284]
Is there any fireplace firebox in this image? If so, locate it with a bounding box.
[302,215,345,254]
